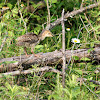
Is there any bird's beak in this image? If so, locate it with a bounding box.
[50,32,54,37]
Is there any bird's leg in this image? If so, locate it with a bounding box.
[24,47,28,57]
[31,50,38,57]
[31,48,41,57]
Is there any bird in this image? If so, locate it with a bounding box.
[16,29,53,57]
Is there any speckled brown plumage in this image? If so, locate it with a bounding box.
[16,30,53,56]
[17,33,39,47]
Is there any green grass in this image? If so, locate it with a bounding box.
[0,0,100,99]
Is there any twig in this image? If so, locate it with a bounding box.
[83,82,100,99]
[46,1,100,29]
[1,47,100,72]
[0,32,8,52]
[84,13,97,40]
[77,78,100,85]
[77,23,92,39]
[36,72,45,100]
[66,43,75,69]
[80,0,84,8]
[97,68,100,72]
[17,54,34,71]
[46,0,51,29]
[0,66,62,78]
[79,15,90,34]
[66,23,91,69]
[42,18,56,29]
[90,80,100,85]
[61,9,66,88]
[27,7,38,20]
[17,0,27,32]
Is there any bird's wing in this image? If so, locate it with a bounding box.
[16,34,39,43]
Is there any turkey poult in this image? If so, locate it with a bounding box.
[16,30,53,57]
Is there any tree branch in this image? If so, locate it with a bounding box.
[61,9,66,88]
[77,78,100,85]
[0,66,62,78]
[46,1,100,29]
[0,47,100,73]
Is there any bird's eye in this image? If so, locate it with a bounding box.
[48,32,50,34]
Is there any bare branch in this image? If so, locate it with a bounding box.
[46,1,100,29]
[80,0,84,8]
[17,0,27,32]
[0,47,100,73]
[84,13,97,40]
[77,78,100,85]
[83,82,100,99]
[0,32,8,52]
[61,9,66,88]
[46,0,51,29]
[0,66,62,78]
[79,15,90,33]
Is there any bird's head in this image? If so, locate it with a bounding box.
[40,30,53,40]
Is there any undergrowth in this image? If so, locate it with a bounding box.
[0,0,100,100]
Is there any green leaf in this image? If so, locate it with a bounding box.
[89,84,96,88]
[50,0,57,3]
[72,87,81,97]
[88,48,94,53]
[44,0,57,4]
[35,45,44,49]
[72,56,79,60]
[7,3,12,9]
[74,69,83,75]
[80,57,91,61]
[79,63,86,66]
[22,29,26,35]
[12,7,18,14]
[8,31,14,37]
[97,17,100,21]
[3,11,11,19]
[0,61,18,65]
[95,91,100,94]
[90,43,94,48]
[88,77,93,80]
[94,25,100,31]
[96,31,100,34]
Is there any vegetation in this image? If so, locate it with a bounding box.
[0,0,100,100]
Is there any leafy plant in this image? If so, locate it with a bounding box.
[48,74,81,100]
[0,82,26,100]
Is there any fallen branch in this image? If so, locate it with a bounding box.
[0,66,62,78]
[0,47,100,72]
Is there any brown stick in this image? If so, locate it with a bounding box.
[77,78,100,85]
[0,66,62,78]
[46,0,51,27]
[0,47,100,73]
[84,13,97,40]
[46,1,100,29]
[61,9,66,88]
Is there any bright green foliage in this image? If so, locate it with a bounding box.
[48,74,81,100]
[0,78,27,100]
[0,0,100,100]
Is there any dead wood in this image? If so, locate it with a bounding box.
[0,47,100,73]
[46,1,100,29]
[61,9,66,88]
[77,78,100,85]
[0,66,62,78]
[0,2,100,72]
